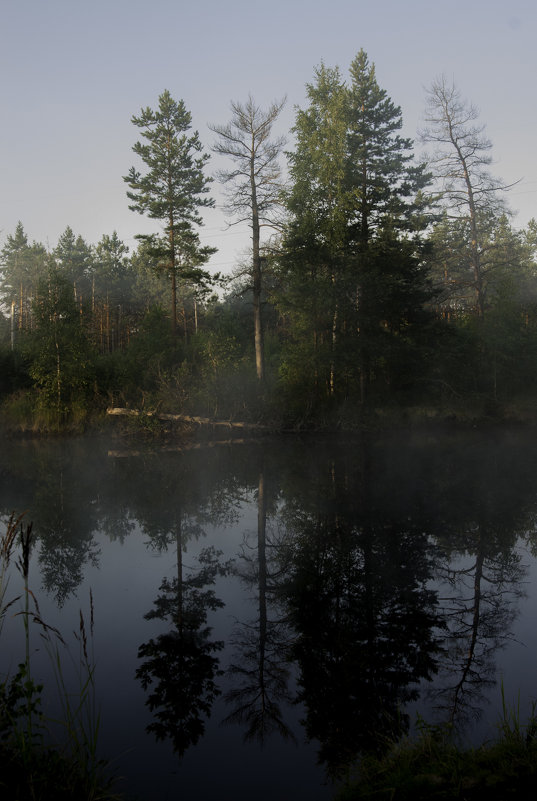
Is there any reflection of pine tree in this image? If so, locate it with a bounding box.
[223,472,296,744]
[136,518,231,757]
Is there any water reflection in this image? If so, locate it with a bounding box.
[2,431,537,795]
[426,436,533,729]
[277,441,442,774]
[137,543,231,756]
[224,466,297,744]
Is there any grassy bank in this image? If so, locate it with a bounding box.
[337,704,537,800]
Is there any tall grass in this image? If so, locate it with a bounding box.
[0,512,23,636]
[336,698,537,800]
[0,513,121,800]
[46,591,109,796]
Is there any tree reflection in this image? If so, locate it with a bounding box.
[223,470,296,744]
[136,516,232,757]
[278,442,442,775]
[0,440,103,606]
[428,453,530,729]
[3,430,537,775]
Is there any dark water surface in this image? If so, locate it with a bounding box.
[2,429,537,799]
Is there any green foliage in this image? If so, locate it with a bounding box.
[53,226,94,299]
[119,306,184,404]
[124,90,216,332]
[278,50,434,416]
[25,268,97,428]
[3,63,537,429]
[337,705,537,800]
[0,343,30,399]
[186,329,257,418]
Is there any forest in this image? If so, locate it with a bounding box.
[2,49,537,433]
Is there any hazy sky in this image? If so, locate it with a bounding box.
[2,0,536,277]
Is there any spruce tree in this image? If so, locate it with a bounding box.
[279,51,433,412]
[346,49,428,244]
[0,222,49,333]
[279,64,348,406]
[53,226,94,302]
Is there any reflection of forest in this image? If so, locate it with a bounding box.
[2,432,537,772]
[276,441,442,774]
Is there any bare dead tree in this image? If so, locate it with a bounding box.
[210,96,286,383]
[420,77,516,317]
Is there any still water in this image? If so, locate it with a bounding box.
[2,429,537,799]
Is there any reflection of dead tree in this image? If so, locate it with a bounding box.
[431,524,525,728]
[136,514,232,757]
[223,472,296,744]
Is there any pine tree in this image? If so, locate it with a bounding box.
[124,90,215,334]
[91,232,134,352]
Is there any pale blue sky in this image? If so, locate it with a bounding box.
[1,0,536,275]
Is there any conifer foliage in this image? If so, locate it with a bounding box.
[2,60,537,429]
[124,90,215,333]
[278,50,433,412]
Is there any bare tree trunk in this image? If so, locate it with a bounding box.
[169,222,177,335]
[257,471,267,695]
[251,154,265,384]
[211,96,285,386]
[10,300,15,350]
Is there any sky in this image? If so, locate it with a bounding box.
[1,0,536,278]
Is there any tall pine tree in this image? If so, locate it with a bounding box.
[124,90,215,334]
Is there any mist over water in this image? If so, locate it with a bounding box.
[2,429,537,799]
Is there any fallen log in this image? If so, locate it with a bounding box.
[106,407,268,431]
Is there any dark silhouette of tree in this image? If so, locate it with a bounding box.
[223,470,296,744]
[137,538,231,756]
[278,443,442,775]
[430,525,524,728]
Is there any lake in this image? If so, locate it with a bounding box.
[2,428,537,799]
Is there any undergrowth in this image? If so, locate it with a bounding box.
[337,701,537,801]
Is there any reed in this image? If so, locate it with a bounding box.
[0,512,23,636]
[0,514,121,800]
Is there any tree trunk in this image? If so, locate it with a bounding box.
[251,144,265,384]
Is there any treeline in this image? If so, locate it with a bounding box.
[2,49,537,431]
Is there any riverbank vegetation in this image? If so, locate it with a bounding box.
[2,50,537,434]
[337,702,537,800]
[0,514,119,800]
